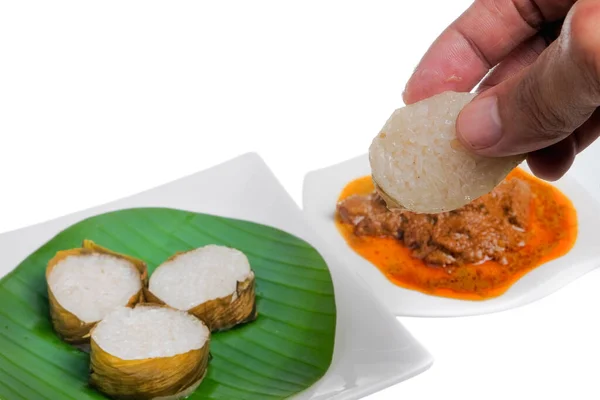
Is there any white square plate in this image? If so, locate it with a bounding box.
[0,153,432,400]
[303,153,600,317]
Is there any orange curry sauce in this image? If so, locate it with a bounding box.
[335,168,578,300]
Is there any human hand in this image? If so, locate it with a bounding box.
[403,0,600,181]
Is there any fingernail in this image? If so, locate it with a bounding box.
[456,96,502,149]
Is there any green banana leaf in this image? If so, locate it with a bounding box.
[0,208,336,399]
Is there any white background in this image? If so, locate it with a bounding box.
[1,1,599,399]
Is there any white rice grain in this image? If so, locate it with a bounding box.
[149,245,253,311]
[48,253,142,323]
[92,305,209,360]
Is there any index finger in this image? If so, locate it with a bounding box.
[402,0,570,104]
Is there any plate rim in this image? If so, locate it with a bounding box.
[301,152,600,318]
[0,152,434,400]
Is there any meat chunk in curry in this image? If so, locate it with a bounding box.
[336,178,532,266]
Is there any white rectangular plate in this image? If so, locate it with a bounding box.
[0,153,432,400]
[303,153,600,317]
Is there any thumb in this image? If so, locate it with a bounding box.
[456,0,600,158]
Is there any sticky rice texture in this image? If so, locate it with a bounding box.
[369,91,525,213]
[149,245,253,311]
[89,305,210,400]
[47,254,142,323]
[92,306,209,360]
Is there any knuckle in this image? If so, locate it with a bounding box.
[567,1,600,83]
[510,0,544,31]
[515,73,570,139]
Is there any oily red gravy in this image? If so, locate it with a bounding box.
[335,168,577,300]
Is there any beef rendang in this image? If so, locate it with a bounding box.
[335,168,577,300]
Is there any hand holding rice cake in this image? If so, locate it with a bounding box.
[369,91,525,214]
